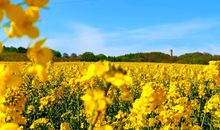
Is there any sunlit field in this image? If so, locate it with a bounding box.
[1,0,220,130]
[1,61,220,129]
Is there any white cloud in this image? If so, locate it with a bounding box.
[46,22,139,56]
[71,23,105,52]
[45,19,220,56]
[1,18,219,56]
[46,23,106,55]
[105,19,219,41]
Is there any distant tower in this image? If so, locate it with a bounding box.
[169,49,173,56]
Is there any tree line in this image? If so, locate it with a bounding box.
[1,46,220,64]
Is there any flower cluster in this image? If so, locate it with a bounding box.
[0,64,25,129]
[81,88,112,129]
[2,0,49,38]
[27,39,53,81]
[1,1,220,129]
[0,0,51,129]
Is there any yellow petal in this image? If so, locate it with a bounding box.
[26,7,39,22]
[0,0,10,5]
[27,39,53,65]
[0,123,19,130]
[5,22,24,38]
[81,95,92,102]
[25,0,49,8]
[39,47,53,64]
[5,4,25,23]
[34,39,47,49]
[28,64,47,81]
[26,25,39,39]
[0,10,3,22]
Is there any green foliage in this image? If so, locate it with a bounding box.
[52,49,62,58]
[1,45,220,64]
[79,52,97,61]
[96,54,107,61]
[17,47,27,53]
[3,46,21,53]
[0,46,62,61]
[177,52,213,64]
[116,52,176,62]
[0,53,29,61]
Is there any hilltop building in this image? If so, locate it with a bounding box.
[169,49,173,56]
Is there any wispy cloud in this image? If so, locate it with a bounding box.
[71,23,105,52]
[46,23,106,55]
[105,19,219,41]
[45,18,220,56]
[46,23,139,56]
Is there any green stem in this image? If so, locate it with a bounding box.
[76,85,81,129]
[77,93,81,128]
[201,113,206,127]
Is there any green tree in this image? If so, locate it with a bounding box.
[96,54,107,61]
[79,52,97,61]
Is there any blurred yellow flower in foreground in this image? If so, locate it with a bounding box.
[27,39,52,81]
[81,89,111,113]
[81,88,112,125]
[0,123,21,130]
[5,7,40,38]
[0,0,25,23]
[28,64,47,81]
[25,0,49,8]
[0,64,21,96]
[27,39,53,65]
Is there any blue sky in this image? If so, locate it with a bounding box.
[2,0,220,56]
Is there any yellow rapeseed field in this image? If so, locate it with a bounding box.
[1,61,220,129]
[0,1,220,130]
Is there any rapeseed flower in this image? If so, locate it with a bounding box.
[25,0,49,8]
[0,123,20,130]
[30,118,49,129]
[5,7,40,38]
[60,122,71,130]
[27,39,52,65]
[0,0,25,23]
[81,88,111,125]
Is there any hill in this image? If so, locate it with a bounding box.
[1,46,220,64]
